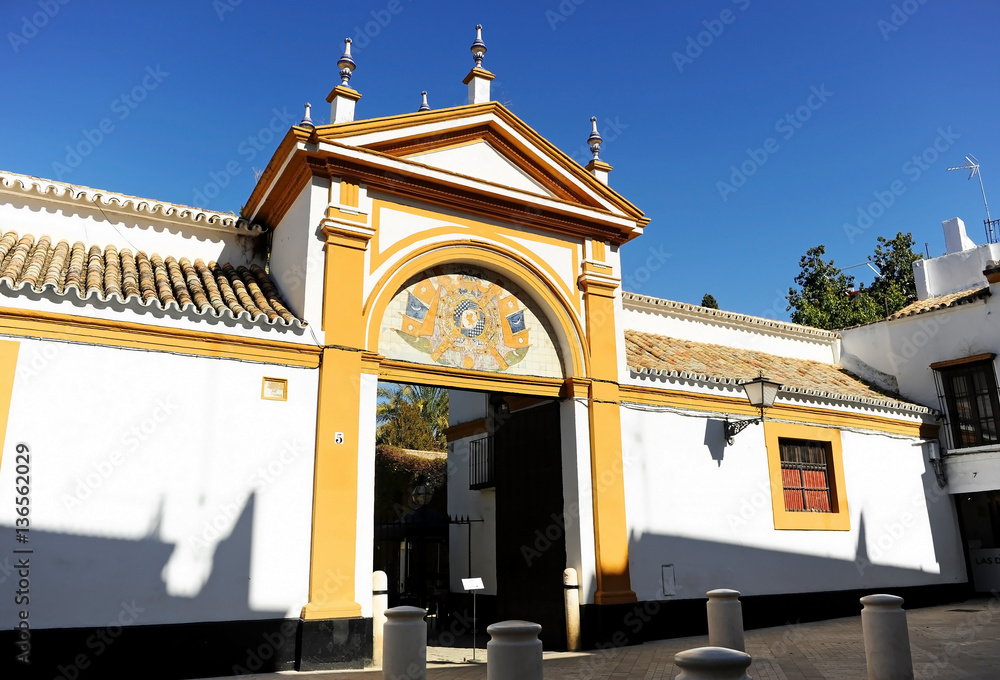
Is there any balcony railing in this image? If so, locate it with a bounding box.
[469,435,494,490]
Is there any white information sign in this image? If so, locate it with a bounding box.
[970,548,1000,592]
[461,577,484,591]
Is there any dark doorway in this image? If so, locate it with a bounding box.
[493,399,567,648]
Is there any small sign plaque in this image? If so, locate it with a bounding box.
[261,377,288,401]
[461,577,484,591]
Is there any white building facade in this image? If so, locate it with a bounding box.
[0,31,971,680]
[842,216,1000,594]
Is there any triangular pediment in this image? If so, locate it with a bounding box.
[310,102,647,222]
[404,139,555,197]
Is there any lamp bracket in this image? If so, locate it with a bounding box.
[724,417,761,445]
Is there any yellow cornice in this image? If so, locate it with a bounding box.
[0,307,320,368]
[310,101,647,223]
[379,359,564,397]
[326,85,362,103]
[619,383,937,438]
[463,67,496,84]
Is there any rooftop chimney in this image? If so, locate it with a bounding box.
[327,38,362,124]
[585,117,612,185]
[463,25,494,105]
[943,217,976,254]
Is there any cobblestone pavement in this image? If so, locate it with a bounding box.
[203,596,1000,680]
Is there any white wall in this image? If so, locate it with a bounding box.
[620,405,965,602]
[0,194,261,271]
[841,286,997,414]
[914,242,1000,299]
[0,336,317,629]
[447,436,497,596]
[269,178,329,334]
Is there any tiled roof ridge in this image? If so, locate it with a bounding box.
[625,329,932,415]
[0,170,263,234]
[888,286,990,321]
[622,291,839,340]
[0,231,304,329]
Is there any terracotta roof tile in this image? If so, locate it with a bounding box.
[625,329,928,412]
[0,231,302,326]
[888,286,990,320]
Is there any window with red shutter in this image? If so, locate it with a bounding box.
[778,438,833,513]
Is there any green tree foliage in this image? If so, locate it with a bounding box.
[868,232,922,313]
[786,233,921,330]
[376,383,450,451]
[701,293,719,309]
[374,445,448,521]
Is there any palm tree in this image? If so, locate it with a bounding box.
[376,383,450,449]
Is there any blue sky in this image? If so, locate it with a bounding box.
[2,0,998,320]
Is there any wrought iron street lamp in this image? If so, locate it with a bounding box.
[724,374,781,445]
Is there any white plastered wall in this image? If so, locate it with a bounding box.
[620,405,965,602]
[0,196,259,270]
[0,336,317,629]
[269,177,330,334]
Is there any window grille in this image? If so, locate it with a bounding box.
[469,436,494,490]
[779,438,833,512]
[932,356,1000,451]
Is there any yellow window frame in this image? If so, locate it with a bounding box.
[764,421,850,531]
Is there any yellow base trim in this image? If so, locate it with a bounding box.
[0,340,20,472]
[764,421,851,531]
[301,602,363,620]
[0,307,319,367]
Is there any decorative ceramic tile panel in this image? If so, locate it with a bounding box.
[379,264,565,378]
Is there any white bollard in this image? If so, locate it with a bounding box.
[563,568,581,651]
[706,589,745,652]
[674,647,752,680]
[382,606,427,680]
[860,594,914,680]
[487,620,542,680]
[372,571,389,667]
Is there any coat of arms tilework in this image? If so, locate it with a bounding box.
[394,268,532,372]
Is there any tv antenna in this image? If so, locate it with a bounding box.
[948,154,997,243]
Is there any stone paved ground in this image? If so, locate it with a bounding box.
[203,596,1000,680]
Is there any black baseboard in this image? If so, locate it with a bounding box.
[579,582,973,650]
[0,616,373,680]
[298,617,372,671]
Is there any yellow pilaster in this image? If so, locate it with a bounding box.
[579,270,637,605]
[302,206,374,620]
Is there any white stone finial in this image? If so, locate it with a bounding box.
[338,38,356,86]
[588,116,603,161]
[299,102,314,129]
[418,91,430,112]
[471,24,487,68]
